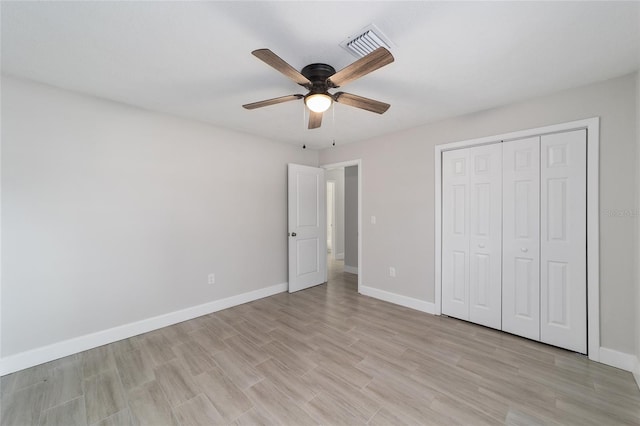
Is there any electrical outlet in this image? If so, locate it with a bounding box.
[208,273,215,285]
[389,267,396,277]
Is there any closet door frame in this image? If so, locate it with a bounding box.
[434,117,600,362]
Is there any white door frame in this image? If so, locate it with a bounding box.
[434,117,600,361]
[321,159,362,294]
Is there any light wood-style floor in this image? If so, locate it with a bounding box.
[2,258,639,425]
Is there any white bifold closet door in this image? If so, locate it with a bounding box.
[442,143,502,330]
[443,129,587,354]
[539,130,587,353]
[441,148,470,322]
[502,136,541,341]
[501,130,587,353]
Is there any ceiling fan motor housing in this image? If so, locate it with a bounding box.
[301,63,336,94]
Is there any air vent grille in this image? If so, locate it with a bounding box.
[340,24,392,58]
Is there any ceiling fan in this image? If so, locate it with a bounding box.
[243,47,394,129]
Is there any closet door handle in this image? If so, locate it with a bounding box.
[521,247,528,252]
[478,244,485,248]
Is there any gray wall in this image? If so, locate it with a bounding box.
[637,70,640,373]
[1,76,318,357]
[3,72,638,362]
[344,166,358,271]
[325,168,344,259]
[320,73,638,355]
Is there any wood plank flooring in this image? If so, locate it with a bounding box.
[2,259,639,425]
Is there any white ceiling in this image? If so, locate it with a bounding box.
[2,1,639,149]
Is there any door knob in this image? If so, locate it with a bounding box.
[521,247,528,252]
[478,244,485,248]
[291,232,297,237]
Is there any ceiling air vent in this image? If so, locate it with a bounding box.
[340,24,393,58]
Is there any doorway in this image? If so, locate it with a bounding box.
[322,160,361,292]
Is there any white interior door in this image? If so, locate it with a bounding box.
[288,164,327,293]
[468,143,502,329]
[442,149,470,320]
[540,130,587,353]
[502,137,541,340]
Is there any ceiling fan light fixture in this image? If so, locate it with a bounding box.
[305,93,332,113]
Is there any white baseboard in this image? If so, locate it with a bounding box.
[0,282,287,376]
[598,347,639,373]
[360,285,436,315]
[344,265,358,274]
[335,253,344,260]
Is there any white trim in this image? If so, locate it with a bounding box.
[360,285,436,315]
[0,282,287,376]
[434,117,600,362]
[321,160,362,294]
[344,265,358,274]
[598,347,638,373]
[634,368,640,392]
[334,252,345,260]
[434,140,442,316]
[586,119,600,361]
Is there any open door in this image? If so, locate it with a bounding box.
[288,164,327,292]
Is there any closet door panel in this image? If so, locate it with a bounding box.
[442,149,470,320]
[502,137,540,340]
[468,144,503,329]
[540,130,587,354]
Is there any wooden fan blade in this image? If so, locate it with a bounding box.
[252,49,312,88]
[334,92,390,114]
[243,94,303,110]
[308,111,323,129]
[327,47,394,88]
